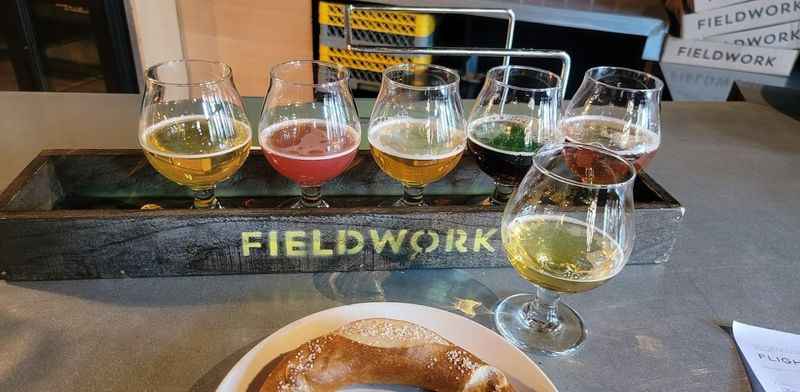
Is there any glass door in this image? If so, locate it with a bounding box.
[0,25,21,91]
[30,0,106,92]
[1,0,137,93]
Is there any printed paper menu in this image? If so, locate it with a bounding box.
[733,321,800,392]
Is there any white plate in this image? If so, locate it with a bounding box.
[217,302,558,392]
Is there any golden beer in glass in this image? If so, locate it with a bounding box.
[503,215,624,294]
[138,60,252,209]
[495,143,636,355]
[368,64,465,206]
[369,119,464,187]
[141,116,251,189]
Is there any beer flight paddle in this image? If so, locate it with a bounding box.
[131,58,671,355]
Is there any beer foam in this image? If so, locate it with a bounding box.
[508,214,626,283]
[467,115,548,157]
[140,115,253,159]
[258,119,361,161]
[368,119,465,161]
[561,115,659,156]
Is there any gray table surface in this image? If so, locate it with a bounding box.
[1,94,800,391]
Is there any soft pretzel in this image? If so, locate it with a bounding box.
[259,318,516,391]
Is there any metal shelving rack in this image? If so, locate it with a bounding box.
[340,5,572,97]
[318,1,435,91]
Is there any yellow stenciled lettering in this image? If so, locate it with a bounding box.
[409,230,439,260]
[312,230,334,256]
[241,231,262,256]
[369,229,407,254]
[337,230,365,255]
[445,228,469,253]
[473,228,497,252]
[268,230,279,256]
[285,230,307,257]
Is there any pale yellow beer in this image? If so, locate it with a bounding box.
[503,215,624,294]
[140,115,252,189]
[369,119,465,187]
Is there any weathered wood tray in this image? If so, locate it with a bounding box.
[0,149,684,281]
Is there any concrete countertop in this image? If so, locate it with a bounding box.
[1,93,799,391]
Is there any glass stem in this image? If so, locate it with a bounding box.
[300,186,324,208]
[401,185,425,206]
[191,187,220,209]
[491,182,515,205]
[521,286,562,333]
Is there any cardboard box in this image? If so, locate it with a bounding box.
[708,20,800,48]
[662,36,799,75]
[692,0,753,13]
[682,0,800,39]
[660,61,794,100]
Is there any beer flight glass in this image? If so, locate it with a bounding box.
[259,60,361,208]
[467,65,561,205]
[562,66,663,171]
[369,63,466,207]
[139,59,252,209]
[495,143,636,355]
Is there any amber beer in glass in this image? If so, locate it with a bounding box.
[562,66,663,171]
[368,63,465,206]
[369,119,464,187]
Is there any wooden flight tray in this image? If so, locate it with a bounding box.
[0,149,685,281]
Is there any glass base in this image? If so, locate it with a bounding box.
[287,198,330,209]
[290,185,329,208]
[394,185,426,207]
[191,188,221,209]
[392,198,428,207]
[491,183,515,205]
[478,197,493,207]
[494,293,586,356]
[191,199,222,209]
[313,271,391,303]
